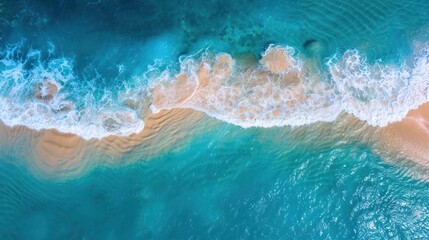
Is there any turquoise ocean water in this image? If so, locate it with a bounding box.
[2,124,429,239]
[1,0,429,239]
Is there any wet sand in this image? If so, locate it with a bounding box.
[0,108,210,178]
[2,102,429,179]
[379,102,429,167]
[1,44,429,178]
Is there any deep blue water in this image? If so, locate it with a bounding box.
[1,0,429,239]
[3,0,429,81]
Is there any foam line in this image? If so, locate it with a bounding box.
[0,42,429,139]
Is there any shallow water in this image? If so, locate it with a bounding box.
[1,0,429,239]
[1,124,429,239]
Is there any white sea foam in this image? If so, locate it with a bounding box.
[0,43,145,140]
[151,43,429,129]
[328,46,429,126]
[1,42,429,139]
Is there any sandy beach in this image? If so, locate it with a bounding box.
[0,44,428,178]
[379,102,429,167]
[1,102,426,178]
[0,108,209,178]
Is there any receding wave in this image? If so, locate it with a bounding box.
[0,42,145,139]
[1,41,429,139]
[150,43,429,128]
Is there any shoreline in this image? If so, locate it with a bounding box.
[4,43,429,140]
[1,44,429,178]
[378,102,429,168]
[0,108,210,178]
[1,101,429,179]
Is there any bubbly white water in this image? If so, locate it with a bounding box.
[0,43,145,139]
[0,42,428,139]
[152,43,429,129]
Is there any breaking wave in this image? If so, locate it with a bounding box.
[1,41,429,139]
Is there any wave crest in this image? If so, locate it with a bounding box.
[0,43,144,139]
[1,42,429,139]
[151,43,429,128]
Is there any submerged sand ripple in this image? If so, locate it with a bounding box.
[379,103,429,167]
[1,44,429,178]
[0,108,209,178]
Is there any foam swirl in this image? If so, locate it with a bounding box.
[1,42,429,139]
[0,43,145,139]
[151,43,429,129]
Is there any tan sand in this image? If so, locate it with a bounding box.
[0,108,211,178]
[33,130,86,172]
[4,44,428,178]
[5,46,301,177]
[150,45,323,125]
[2,100,428,178]
[95,108,207,161]
[34,78,59,101]
[379,102,429,167]
[259,45,293,74]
